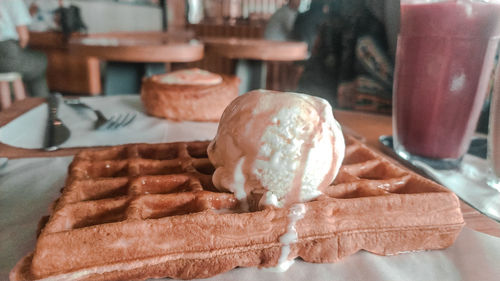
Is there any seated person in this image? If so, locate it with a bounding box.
[24,0,60,32]
[291,0,332,53]
[0,0,49,97]
[264,0,301,41]
[297,0,395,114]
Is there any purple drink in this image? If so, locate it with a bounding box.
[394,0,500,166]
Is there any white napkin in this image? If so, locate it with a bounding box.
[0,95,219,149]
[1,157,500,281]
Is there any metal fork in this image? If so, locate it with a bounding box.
[64,99,136,130]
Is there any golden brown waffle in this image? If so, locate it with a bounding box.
[11,137,464,281]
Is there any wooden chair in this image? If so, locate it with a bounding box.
[0,72,26,110]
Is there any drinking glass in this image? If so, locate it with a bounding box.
[393,0,500,169]
[488,72,500,190]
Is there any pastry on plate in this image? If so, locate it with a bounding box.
[141,68,239,122]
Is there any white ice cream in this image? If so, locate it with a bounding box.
[207,90,345,208]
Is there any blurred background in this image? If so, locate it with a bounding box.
[5,0,402,114]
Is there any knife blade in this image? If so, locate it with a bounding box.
[44,94,71,151]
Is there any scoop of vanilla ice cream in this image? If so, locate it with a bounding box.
[207,90,345,208]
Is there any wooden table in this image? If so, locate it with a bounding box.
[1,98,499,237]
[29,32,101,95]
[70,31,203,63]
[202,37,308,93]
[69,31,204,95]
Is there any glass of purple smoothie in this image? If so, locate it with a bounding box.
[487,70,500,190]
[393,0,500,169]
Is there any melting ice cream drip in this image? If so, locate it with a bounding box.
[232,157,249,211]
[268,203,306,272]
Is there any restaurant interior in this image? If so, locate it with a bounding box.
[1,0,500,280]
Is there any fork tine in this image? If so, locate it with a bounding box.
[107,114,127,130]
[116,113,130,129]
[96,115,117,130]
[94,112,136,130]
[120,113,136,128]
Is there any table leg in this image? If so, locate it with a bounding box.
[104,62,169,95]
[144,63,167,77]
[0,81,11,110]
[104,62,143,95]
[235,59,267,94]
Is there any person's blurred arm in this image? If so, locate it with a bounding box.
[284,8,298,37]
[16,25,30,48]
[11,0,33,48]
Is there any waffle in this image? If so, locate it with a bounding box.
[10,137,464,281]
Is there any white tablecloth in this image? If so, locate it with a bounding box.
[0,95,219,149]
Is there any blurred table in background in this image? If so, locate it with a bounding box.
[201,37,307,93]
[31,26,306,96]
[29,32,101,95]
[187,23,305,92]
[69,31,204,95]
[70,31,201,63]
[183,23,263,77]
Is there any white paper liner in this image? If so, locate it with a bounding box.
[1,157,500,281]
